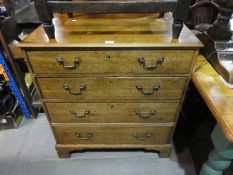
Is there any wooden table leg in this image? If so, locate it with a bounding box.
[172,0,191,38]
[199,125,233,175]
[34,0,55,39]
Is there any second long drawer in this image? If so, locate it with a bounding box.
[37,77,187,102]
[46,102,179,123]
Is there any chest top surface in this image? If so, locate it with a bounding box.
[18,13,203,48]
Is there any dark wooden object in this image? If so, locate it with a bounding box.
[33,0,191,39]
[195,0,233,40]
[185,0,219,29]
[3,0,41,26]
[206,0,233,40]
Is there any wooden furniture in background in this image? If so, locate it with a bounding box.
[192,55,233,175]
[185,0,219,29]
[33,0,191,39]
[18,13,202,158]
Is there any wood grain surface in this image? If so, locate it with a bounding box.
[18,13,202,158]
[27,50,195,74]
[192,54,233,142]
[52,123,173,145]
[37,77,187,102]
[45,102,179,123]
[18,13,202,48]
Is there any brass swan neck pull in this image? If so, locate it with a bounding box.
[138,57,165,70]
[70,110,90,118]
[136,84,160,95]
[133,132,152,140]
[56,57,80,69]
[135,110,156,119]
[63,84,86,95]
[75,133,93,140]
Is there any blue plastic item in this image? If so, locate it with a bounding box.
[0,52,31,119]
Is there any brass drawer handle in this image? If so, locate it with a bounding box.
[133,132,152,140]
[134,110,156,119]
[70,110,90,118]
[56,57,80,69]
[75,133,93,140]
[63,84,86,95]
[136,84,160,95]
[138,57,164,70]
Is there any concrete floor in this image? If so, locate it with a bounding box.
[0,114,196,175]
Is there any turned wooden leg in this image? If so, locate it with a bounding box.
[67,13,73,18]
[43,22,55,39]
[200,150,232,175]
[199,125,233,175]
[172,0,191,38]
[34,0,54,39]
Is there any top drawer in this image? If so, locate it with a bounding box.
[27,50,195,74]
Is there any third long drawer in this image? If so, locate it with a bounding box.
[46,102,179,123]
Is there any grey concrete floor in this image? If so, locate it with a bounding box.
[0,114,196,175]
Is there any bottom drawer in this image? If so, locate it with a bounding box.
[53,124,173,145]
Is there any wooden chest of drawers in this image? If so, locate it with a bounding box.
[18,13,202,158]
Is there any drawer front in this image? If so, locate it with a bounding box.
[46,102,179,123]
[27,50,195,74]
[53,124,173,145]
[37,77,187,101]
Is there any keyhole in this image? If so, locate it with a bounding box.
[109,81,113,86]
[111,105,115,110]
[107,55,112,60]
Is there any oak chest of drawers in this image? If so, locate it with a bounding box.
[18,13,202,158]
